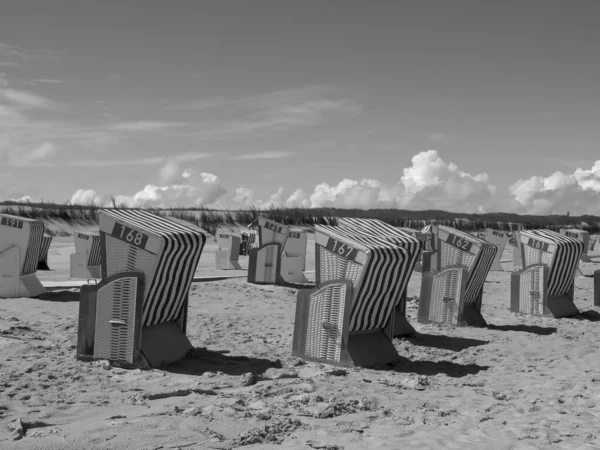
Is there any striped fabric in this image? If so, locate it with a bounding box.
[317,218,421,331]
[88,233,102,266]
[100,209,206,327]
[432,225,497,305]
[39,233,52,263]
[24,220,45,276]
[519,229,583,297]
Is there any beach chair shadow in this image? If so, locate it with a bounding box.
[370,357,489,378]
[571,310,600,322]
[37,290,81,303]
[401,332,488,352]
[163,347,281,376]
[486,324,557,335]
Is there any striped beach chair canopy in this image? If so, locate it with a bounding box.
[38,233,52,263]
[518,229,584,297]
[315,218,421,332]
[0,213,44,276]
[431,225,497,305]
[74,232,102,267]
[99,209,205,327]
[560,228,590,252]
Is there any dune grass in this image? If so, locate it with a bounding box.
[1,199,599,236]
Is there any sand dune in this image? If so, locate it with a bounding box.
[2,236,600,449]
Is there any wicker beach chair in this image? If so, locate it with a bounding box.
[76,210,205,368]
[239,229,258,256]
[37,233,53,271]
[215,228,242,270]
[70,232,102,278]
[417,225,497,327]
[292,218,421,367]
[510,229,583,318]
[247,217,307,286]
[559,229,592,263]
[0,214,46,298]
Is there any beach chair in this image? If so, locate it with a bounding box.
[483,229,509,271]
[215,228,242,270]
[76,210,205,368]
[417,225,497,327]
[247,217,308,286]
[560,229,592,263]
[239,229,257,256]
[37,233,53,271]
[281,229,308,284]
[70,232,102,279]
[292,218,421,367]
[510,229,583,318]
[0,214,46,298]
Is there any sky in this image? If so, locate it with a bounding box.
[1,0,600,215]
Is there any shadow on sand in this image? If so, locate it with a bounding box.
[36,290,80,303]
[401,332,488,352]
[370,357,489,378]
[164,347,282,377]
[486,324,557,335]
[571,310,600,322]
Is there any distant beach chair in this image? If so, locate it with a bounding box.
[77,210,205,368]
[482,229,509,271]
[417,225,497,327]
[559,229,592,263]
[247,217,308,286]
[215,228,242,270]
[0,214,46,298]
[70,232,102,279]
[239,229,258,256]
[37,233,53,271]
[510,229,583,318]
[292,218,421,367]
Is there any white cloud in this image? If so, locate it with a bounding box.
[31,79,63,84]
[286,189,311,208]
[229,150,497,213]
[231,151,292,160]
[0,88,55,109]
[71,189,103,205]
[428,133,449,143]
[110,170,227,208]
[233,187,255,206]
[108,121,187,132]
[509,160,600,214]
[159,159,181,184]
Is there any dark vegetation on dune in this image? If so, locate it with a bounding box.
[0,199,599,237]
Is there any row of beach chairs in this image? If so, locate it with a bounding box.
[1,211,599,369]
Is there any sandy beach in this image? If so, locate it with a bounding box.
[2,234,600,449]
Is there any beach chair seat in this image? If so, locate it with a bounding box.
[37,233,53,271]
[418,225,497,327]
[280,229,308,284]
[510,230,583,318]
[248,218,308,286]
[77,210,205,368]
[70,232,102,279]
[560,229,592,263]
[0,214,46,298]
[239,229,258,256]
[215,228,242,270]
[482,229,509,271]
[292,219,421,367]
